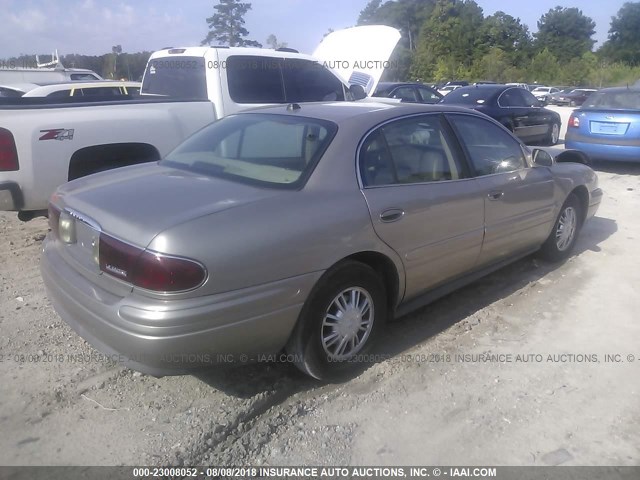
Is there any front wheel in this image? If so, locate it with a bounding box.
[539,194,582,262]
[286,261,387,381]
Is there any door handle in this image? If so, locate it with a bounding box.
[380,208,405,223]
[488,191,504,200]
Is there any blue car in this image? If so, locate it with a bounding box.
[565,87,640,162]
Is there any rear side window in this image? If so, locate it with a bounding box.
[282,59,344,102]
[79,87,121,96]
[47,90,72,98]
[70,73,100,80]
[360,114,465,186]
[227,56,285,103]
[448,114,525,176]
[142,56,207,99]
[226,56,345,104]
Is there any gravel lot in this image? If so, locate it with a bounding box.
[0,155,638,466]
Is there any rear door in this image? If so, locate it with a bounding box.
[498,87,538,141]
[446,113,556,266]
[359,113,485,301]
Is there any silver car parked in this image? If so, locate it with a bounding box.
[41,102,603,380]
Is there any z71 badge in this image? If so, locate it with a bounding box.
[39,129,75,141]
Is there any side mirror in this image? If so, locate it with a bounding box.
[532,149,554,167]
[349,84,367,101]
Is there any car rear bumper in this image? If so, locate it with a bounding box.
[565,140,640,162]
[0,181,24,211]
[41,236,323,376]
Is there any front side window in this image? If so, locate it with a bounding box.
[360,114,465,186]
[162,113,336,189]
[448,114,526,176]
[499,88,528,107]
[418,87,441,104]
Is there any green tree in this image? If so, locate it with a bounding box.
[412,0,485,81]
[599,2,640,65]
[528,48,560,85]
[535,7,595,63]
[479,12,532,67]
[471,47,515,82]
[201,0,261,47]
[357,0,383,25]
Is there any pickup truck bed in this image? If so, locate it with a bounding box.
[0,96,216,215]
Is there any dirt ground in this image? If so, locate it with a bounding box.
[0,159,638,467]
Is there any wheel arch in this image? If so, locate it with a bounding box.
[569,185,590,225]
[68,143,161,181]
[342,251,401,316]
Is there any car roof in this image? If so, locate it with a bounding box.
[589,87,640,93]
[377,82,432,88]
[237,101,481,126]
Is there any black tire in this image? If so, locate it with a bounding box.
[286,261,387,381]
[539,194,582,262]
[545,122,560,146]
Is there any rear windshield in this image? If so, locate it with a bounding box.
[162,113,337,189]
[441,88,498,105]
[141,56,207,99]
[581,91,640,109]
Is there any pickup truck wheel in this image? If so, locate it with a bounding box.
[539,194,582,262]
[286,261,387,381]
[546,122,560,146]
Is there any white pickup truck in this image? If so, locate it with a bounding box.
[0,26,400,219]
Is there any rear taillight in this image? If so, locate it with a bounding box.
[99,233,206,292]
[0,128,19,171]
[48,203,61,237]
[568,115,580,128]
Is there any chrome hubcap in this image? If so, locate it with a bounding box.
[321,287,374,360]
[556,206,577,251]
[552,124,559,143]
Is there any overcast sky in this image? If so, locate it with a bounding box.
[0,0,628,58]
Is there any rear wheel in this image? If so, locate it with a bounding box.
[546,122,560,146]
[286,261,387,381]
[539,194,582,262]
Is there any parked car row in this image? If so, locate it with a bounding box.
[374,83,562,146]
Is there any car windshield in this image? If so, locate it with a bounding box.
[162,113,337,189]
[441,88,496,104]
[582,90,640,109]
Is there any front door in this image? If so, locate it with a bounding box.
[446,113,556,266]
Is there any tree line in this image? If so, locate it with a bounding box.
[3,0,640,87]
[358,0,640,86]
[0,51,153,81]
